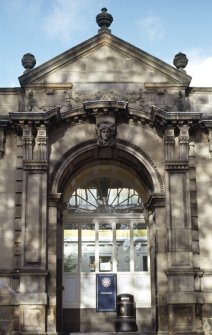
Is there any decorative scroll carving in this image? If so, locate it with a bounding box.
[23,87,183,114]
[24,88,72,112]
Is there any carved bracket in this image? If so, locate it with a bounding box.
[83,100,128,123]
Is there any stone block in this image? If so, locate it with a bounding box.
[156,229,167,252]
[20,276,45,293]
[202,276,212,292]
[168,228,192,252]
[18,293,47,304]
[15,168,23,181]
[168,251,193,267]
[20,305,45,332]
[168,275,194,292]
[170,305,194,331]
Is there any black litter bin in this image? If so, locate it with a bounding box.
[115,293,138,332]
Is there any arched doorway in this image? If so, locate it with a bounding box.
[62,165,150,332]
[51,144,165,333]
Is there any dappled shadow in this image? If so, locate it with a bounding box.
[1,27,212,334]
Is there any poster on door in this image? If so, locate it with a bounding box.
[96,274,117,312]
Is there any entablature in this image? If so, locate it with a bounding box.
[151,105,202,127]
[0,100,210,139]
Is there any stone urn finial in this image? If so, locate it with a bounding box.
[96,8,113,33]
[21,53,36,73]
[173,52,188,71]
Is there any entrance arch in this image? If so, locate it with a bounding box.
[49,143,165,333]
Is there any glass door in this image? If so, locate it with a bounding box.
[63,216,149,309]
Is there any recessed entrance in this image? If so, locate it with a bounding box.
[61,165,152,332]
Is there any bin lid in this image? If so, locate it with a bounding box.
[116,294,134,302]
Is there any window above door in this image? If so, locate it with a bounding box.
[67,177,144,214]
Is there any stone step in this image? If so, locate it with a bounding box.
[69,333,149,335]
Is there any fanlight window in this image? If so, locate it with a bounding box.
[67,178,144,213]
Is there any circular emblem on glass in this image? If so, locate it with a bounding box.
[102,277,111,288]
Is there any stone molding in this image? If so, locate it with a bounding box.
[118,139,165,194]
[165,160,189,170]
[23,160,48,171]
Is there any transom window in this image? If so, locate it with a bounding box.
[67,177,144,213]
[63,177,148,274]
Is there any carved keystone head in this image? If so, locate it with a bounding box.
[96,120,116,146]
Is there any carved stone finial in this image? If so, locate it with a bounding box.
[173,52,188,71]
[21,53,36,73]
[96,8,113,33]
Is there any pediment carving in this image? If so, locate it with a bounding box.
[25,87,187,116]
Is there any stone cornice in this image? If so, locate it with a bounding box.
[151,105,202,124]
[187,87,212,94]
[145,82,189,90]
[200,119,212,128]
[83,100,128,112]
[0,117,10,128]
[9,106,60,123]
[21,83,73,90]
[23,160,48,170]
[0,102,205,135]
[0,269,49,276]
[0,88,23,93]
[165,160,189,170]
[165,268,204,277]
[83,100,128,122]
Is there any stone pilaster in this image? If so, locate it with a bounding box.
[18,124,49,333]
[146,194,167,334]
[36,125,47,160]
[179,124,189,160]
[22,125,33,161]
[163,123,203,334]
[164,126,175,160]
[47,193,62,333]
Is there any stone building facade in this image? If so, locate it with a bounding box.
[1,8,212,335]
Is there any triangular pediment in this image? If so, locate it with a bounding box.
[19,31,191,87]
